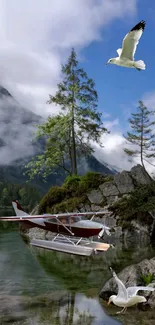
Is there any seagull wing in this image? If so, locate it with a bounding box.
[110,267,128,300]
[127,286,155,298]
[116,48,122,56]
[120,20,145,60]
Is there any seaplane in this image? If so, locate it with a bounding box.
[0,200,114,256]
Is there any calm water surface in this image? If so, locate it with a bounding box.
[0,230,155,325]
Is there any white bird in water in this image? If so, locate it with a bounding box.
[108,267,155,314]
[106,20,146,71]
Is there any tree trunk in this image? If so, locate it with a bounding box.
[140,109,153,181]
[71,112,77,175]
[71,71,77,175]
[68,124,73,174]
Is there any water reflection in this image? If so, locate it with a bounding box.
[0,231,60,296]
[37,293,121,325]
[33,239,155,293]
[1,230,155,325]
[0,231,121,325]
[0,293,122,325]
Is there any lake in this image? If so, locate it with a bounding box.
[0,230,155,325]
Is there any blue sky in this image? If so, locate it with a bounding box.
[1,0,155,172]
[81,1,155,133]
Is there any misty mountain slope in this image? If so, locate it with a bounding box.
[0,155,116,194]
[0,86,41,124]
[0,85,43,163]
[0,85,117,192]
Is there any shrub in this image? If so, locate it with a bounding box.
[110,183,155,224]
[39,171,112,213]
[139,273,155,286]
[79,171,106,192]
[51,196,88,213]
[62,174,82,194]
[39,186,68,213]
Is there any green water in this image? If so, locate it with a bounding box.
[0,231,155,325]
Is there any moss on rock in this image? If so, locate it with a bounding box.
[39,171,109,214]
[51,197,89,213]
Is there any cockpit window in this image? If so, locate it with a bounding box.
[58,216,69,225]
[46,215,81,225]
[46,217,57,224]
[69,216,81,223]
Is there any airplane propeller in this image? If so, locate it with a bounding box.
[98,225,111,239]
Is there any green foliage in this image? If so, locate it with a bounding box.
[39,171,107,213]
[0,182,41,216]
[25,48,109,179]
[79,171,107,192]
[0,182,41,229]
[63,174,81,190]
[25,114,72,180]
[139,273,155,286]
[39,186,68,213]
[52,197,87,213]
[124,100,155,172]
[62,172,107,193]
[110,183,155,224]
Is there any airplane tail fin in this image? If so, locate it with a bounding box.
[12,200,45,226]
[12,200,29,217]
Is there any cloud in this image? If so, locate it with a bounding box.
[104,118,120,131]
[0,95,42,164]
[0,0,138,165]
[92,90,155,175]
[142,91,155,109]
[93,128,131,171]
[0,0,137,115]
[93,116,155,176]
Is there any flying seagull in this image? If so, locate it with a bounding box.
[108,267,155,314]
[106,20,146,70]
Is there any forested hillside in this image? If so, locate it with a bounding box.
[0,182,41,217]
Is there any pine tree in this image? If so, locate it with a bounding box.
[124,100,155,173]
[47,48,108,174]
[25,48,108,179]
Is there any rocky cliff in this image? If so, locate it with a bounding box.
[28,164,155,244]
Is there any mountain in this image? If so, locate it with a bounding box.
[0,85,43,163]
[0,86,117,193]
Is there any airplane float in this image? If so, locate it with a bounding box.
[0,200,114,256]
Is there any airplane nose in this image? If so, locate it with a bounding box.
[98,226,111,238]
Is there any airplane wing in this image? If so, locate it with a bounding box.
[0,216,40,221]
[0,211,111,221]
[0,215,56,221]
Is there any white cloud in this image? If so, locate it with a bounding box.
[0,0,138,165]
[104,118,120,131]
[93,129,132,171]
[0,0,137,115]
[93,119,155,176]
[142,91,155,109]
[92,90,155,175]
